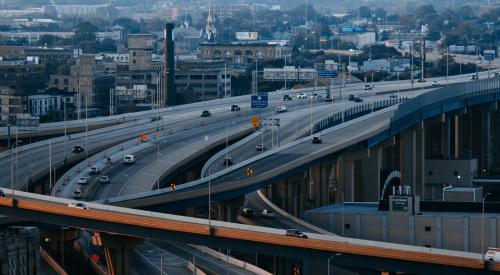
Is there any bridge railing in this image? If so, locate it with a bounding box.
[393,76,500,123]
[313,97,409,134]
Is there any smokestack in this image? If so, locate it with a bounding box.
[163,23,175,106]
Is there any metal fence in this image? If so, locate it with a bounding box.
[313,97,409,134]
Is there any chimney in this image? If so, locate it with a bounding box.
[163,23,175,106]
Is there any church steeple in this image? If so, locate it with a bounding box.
[205,1,217,41]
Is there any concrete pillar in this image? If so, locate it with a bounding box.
[361,148,381,201]
[462,112,472,158]
[338,158,355,202]
[454,115,462,158]
[443,116,452,159]
[471,111,482,161]
[493,112,500,170]
[415,124,425,197]
[100,234,144,275]
[43,228,79,271]
[482,112,492,174]
[400,130,416,191]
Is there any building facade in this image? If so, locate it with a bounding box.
[175,61,231,103]
[199,43,290,64]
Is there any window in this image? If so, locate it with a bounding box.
[344,224,351,229]
[63,79,69,85]
[425,226,432,232]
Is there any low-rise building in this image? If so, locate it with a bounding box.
[175,61,231,103]
[28,89,74,117]
[199,42,291,64]
[0,87,24,125]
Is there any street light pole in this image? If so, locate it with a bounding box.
[85,94,88,159]
[208,166,214,231]
[481,192,491,256]
[327,253,342,275]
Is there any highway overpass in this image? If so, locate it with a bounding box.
[103,76,500,212]
[0,190,495,274]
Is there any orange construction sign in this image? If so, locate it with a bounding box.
[251,116,261,128]
[140,133,148,142]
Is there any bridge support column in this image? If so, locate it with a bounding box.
[462,112,472,158]
[400,130,416,190]
[362,148,381,201]
[482,112,492,175]
[443,116,452,159]
[415,123,425,197]
[99,234,144,275]
[493,111,500,174]
[42,228,79,271]
[337,156,354,202]
[454,115,462,158]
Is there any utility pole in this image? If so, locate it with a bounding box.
[420,37,425,82]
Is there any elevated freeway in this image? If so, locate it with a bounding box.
[1,69,491,140]
[104,76,500,213]
[0,190,495,274]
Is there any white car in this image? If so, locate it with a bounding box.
[296,93,307,99]
[123,154,136,164]
[68,202,88,210]
[77,177,87,185]
[261,209,275,218]
[276,105,287,113]
[99,175,110,183]
[484,248,500,262]
[363,84,372,90]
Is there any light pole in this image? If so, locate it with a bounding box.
[327,253,342,275]
[208,166,214,230]
[446,48,449,85]
[481,192,491,256]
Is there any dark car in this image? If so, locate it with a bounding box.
[348,94,355,101]
[240,208,254,217]
[230,104,240,111]
[223,156,233,166]
[354,96,363,102]
[312,136,322,144]
[471,74,479,80]
[201,110,211,117]
[282,94,292,101]
[72,145,84,153]
[285,229,308,238]
[324,96,334,102]
[0,189,5,197]
[417,78,426,83]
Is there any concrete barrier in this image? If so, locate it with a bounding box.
[256,190,335,235]
[190,244,272,275]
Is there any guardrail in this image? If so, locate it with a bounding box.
[312,97,408,134]
[394,76,500,122]
[390,76,500,136]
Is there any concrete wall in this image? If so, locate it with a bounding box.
[304,208,500,253]
[0,226,41,275]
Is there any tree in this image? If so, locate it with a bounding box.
[358,6,371,19]
[414,4,437,24]
[98,38,116,53]
[458,6,475,21]
[38,35,57,47]
[74,21,97,43]
[113,18,141,34]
